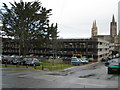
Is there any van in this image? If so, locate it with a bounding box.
[71,57,81,65]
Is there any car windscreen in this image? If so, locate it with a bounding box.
[72,58,78,61]
[27,58,33,61]
[3,57,15,60]
[109,62,119,66]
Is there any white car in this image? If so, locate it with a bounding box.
[79,58,89,64]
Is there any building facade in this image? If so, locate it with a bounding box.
[2,37,110,61]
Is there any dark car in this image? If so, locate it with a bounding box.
[104,60,114,66]
[11,58,22,65]
[107,61,120,74]
[21,58,27,65]
[101,57,108,62]
[25,58,41,66]
[2,56,14,64]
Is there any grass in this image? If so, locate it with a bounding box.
[41,62,73,71]
[0,62,73,71]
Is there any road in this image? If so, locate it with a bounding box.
[1,58,120,88]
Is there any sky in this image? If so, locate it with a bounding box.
[118,1,120,34]
[0,0,119,38]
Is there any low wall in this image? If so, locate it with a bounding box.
[48,58,63,63]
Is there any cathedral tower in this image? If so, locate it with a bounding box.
[110,15,117,37]
[91,20,98,37]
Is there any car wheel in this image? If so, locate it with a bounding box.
[108,68,112,74]
[33,64,36,67]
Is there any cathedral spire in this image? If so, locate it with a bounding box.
[91,20,98,37]
[112,14,115,22]
[92,20,97,28]
[94,20,96,26]
[92,21,95,28]
[110,15,117,38]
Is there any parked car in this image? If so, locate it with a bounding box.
[87,57,96,62]
[101,57,108,62]
[2,56,14,64]
[11,58,22,65]
[0,56,2,63]
[21,58,28,65]
[25,58,41,66]
[107,61,120,74]
[79,58,89,64]
[71,57,81,65]
[107,56,113,60]
[104,60,113,66]
[115,53,119,58]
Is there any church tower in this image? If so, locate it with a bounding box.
[110,15,117,37]
[91,20,98,37]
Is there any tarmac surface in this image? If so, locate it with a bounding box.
[1,58,120,88]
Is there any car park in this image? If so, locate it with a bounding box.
[107,61,120,74]
[71,57,81,65]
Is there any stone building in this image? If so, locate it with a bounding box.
[91,20,98,37]
[91,15,120,53]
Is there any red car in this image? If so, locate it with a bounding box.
[88,57,96,62]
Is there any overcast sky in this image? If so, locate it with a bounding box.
[0,0,119,38]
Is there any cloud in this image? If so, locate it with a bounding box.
[0,0,119,38]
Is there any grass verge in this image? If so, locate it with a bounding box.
[0,62,73,71]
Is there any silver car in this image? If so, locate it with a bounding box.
[26,58,41,66]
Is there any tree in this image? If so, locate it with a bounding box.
[49,23,59,58]
[1,0,57,56]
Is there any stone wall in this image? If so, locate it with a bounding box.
[48,58,63,63]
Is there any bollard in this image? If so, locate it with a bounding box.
[26,64,28,68]
[5,61,7,67]
[16,62,19,67]
[34,64,36,69]
[42,64,44,70]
